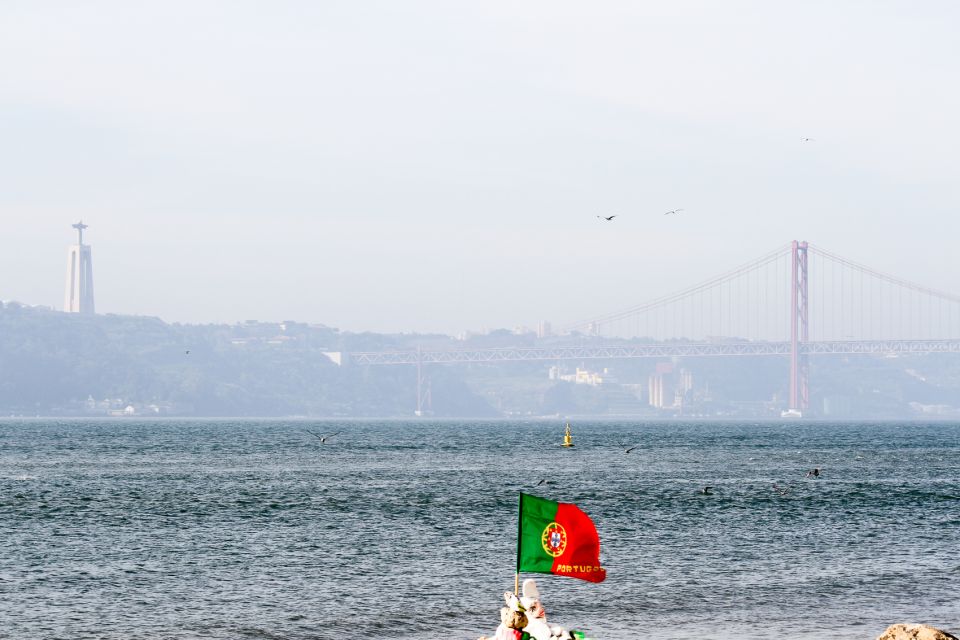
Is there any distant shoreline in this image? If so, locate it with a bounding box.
[5,415,960,423]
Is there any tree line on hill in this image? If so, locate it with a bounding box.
[3,301,960,418]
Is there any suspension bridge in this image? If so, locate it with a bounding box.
[341,241,960,415]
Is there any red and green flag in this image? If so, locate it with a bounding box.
[516,492,606,583]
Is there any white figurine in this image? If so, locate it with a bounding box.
[520,579,574,640]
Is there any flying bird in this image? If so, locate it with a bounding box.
[306,430,340,443]
[616,441,638,454]
[664,208,684,216]
[801,137,815,142]
[185,350,190,355]
[597,215,617,221]
[700,486,714,495]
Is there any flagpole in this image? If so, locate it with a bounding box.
[515,492,523,595]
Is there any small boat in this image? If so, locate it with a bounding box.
[562,422,574,447]
[780,409,802,419]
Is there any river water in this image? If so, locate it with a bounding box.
[0,419,957,639]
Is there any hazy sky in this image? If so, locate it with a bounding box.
[3,1,959,334]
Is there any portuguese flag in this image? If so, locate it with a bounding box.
[516,493,606,583]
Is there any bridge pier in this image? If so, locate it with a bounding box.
[415,345,432,416]
[790,240,809,413]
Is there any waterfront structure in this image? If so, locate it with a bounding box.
[537,321,552,338]
[553,366,611,386]
[648,362,693,409]
[64,221,95,314]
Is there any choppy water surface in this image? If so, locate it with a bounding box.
[0,419,958,639]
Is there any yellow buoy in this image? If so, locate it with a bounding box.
[562,422,574,448]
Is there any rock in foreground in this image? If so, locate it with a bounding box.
[877,624,959,640]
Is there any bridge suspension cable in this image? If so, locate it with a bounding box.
[562,243,793,340]
[563,241,960,344]
[807,243,960,342]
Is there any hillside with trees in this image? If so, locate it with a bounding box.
[4,301,960,419]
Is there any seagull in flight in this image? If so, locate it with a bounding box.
[597,215,617,221]
[306,430,340,443]
[616,441,638,454]
[801,137,815,142]
[185,350,190,355]
[664,208,684,216]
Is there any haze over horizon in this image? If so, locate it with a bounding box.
[3,1,959,334]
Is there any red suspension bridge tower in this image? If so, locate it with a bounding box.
[789,240,809,413]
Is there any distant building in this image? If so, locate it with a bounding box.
[648,373,666,408]
[556,367,612,386]
[537,321,552,338]
[64,221,95,314]
[648,362,694,409]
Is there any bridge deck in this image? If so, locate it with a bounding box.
[344,339,960,365]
